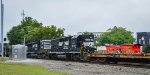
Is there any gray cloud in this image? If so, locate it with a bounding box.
[1,0,150,39]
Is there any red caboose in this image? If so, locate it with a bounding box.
[120,44,141,54]
[106,45,118,54]
[106,44,141,54]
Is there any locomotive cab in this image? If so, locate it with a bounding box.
[78,34,95,53]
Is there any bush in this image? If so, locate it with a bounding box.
[0,57,9,61]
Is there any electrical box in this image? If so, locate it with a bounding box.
[10,44,27,60]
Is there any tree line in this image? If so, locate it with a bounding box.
[7,17,64,45]
[7,17,135,45]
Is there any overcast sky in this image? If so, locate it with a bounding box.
[1,0,150,39]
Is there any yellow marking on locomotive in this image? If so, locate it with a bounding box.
[86,53,150,59]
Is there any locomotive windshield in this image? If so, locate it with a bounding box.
[84,38,94,42]
[79,35,95,47]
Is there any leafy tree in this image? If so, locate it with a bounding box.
[7,17,42,45]
[7,17,65,45]
[25,25,65,42]
[98,26,135,45]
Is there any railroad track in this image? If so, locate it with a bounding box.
[45,59,150,69]
[89,62,150,69]
[115,62,150,69]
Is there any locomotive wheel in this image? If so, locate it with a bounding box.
[37,54,41,59]
[73,55,80,61]
[45,54,49,59]
[50,54,58,60]
[99,58,107,63]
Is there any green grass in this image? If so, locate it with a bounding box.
[0,63,70,75]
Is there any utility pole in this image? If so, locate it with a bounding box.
[1,0,4,57]
[21,10,26,45]
[21,10,25,21]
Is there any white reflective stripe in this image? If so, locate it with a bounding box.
[44,45,51,49]
[59,42,63,46]
[64,41,69,45]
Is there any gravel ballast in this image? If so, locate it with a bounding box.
[6,59,150,75]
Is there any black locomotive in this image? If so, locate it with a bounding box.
[27,34,96,60]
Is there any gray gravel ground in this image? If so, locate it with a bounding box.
[6,59,150,75]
